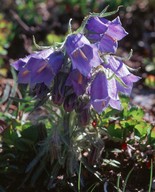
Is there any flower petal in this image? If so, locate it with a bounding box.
[18,68,31,84]
[109,99,122,110]
[91,72,109,113]
[66,34,101,76]
[86,16,108,34]
[99,34,118,53]
[104,56,130,77]
[92,98,109,114]
[48,51,64,75]
[106,17,128,40]
[107,77,119,100]
[66,69,88,96]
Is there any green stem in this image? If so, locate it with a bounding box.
[122,167,134,192]
[148,159,153,192]
[116,173,121,192]
[63,112,70,145]
[78,161,82,192]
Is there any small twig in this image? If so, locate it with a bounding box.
[9,9,31,32]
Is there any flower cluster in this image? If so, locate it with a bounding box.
[11,12,140,125]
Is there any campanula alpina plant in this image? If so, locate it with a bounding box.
[11,8,140,117]
[11,6,141,184]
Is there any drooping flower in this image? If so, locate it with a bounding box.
[52,72,68,106]
[85,16,128,53]
[11,49,64,87]
[103,55,141,96]
[65,33,101,76]
[32,83,50,100]
[63,93,78,112]
[11,48,53,71]
[90,72,121,113]
[106,17,128,41]
[85,16,108,42]
[78,108,90,126]
[65,69,88,96]
[90,72,110,113]
[75,99,90,126]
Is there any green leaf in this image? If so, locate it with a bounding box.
[134,122,149,137]
[14,137,34,152]
[30,158,47,185]
[0,84,11,104]
[128,107,144,120]
[120,119,137,128]
[33,35,52,50]
[99,6,123,17]
[21,125,39,142]
[120,95,130,111]
[150,127,155,138]
[108,124,123,140]
[2,128,19,146]
[102,159,120,167]
[46,33,64,45]
[9,96,34,103]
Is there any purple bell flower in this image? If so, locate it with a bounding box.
[65,69,88,96]
[90,72,110,113]
[65,33,101,76]
[11,49,64,87]
[11,48,53,71]
[85,16,108,42]
[104,55,141,96]
[91,72,121,113]
[106,17,128,41]
[85,16,128,53]
[99,34,118,53]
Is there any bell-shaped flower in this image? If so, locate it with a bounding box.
[103,55,141,96]
[99,34,118,53]
[91,72,121,113]
[85,16,108,42]
[90,72,109,113]
[65,33,101,76]
[106,17,128,41]
[11,54,35,84]
[11,49,64,87]
[85,16,128,53]
[65,69,88,96]
[11,48,53,71]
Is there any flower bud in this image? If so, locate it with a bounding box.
[78,109,90,126]
[63,93,77,112]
